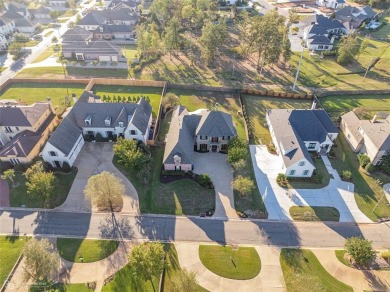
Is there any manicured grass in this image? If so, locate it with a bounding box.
[199,245,261,280]
[241,95,311,144]
[288,157,331,189]
[0,82,86,106]
[23,40,40,47]
[0,236,26,287]
[169,89,246,140]
[368,15,390,39]
[289,206,340,222]
[320,94,390,120]
[156,110,172,142]
[280,249,353,292]
[57,238,119,263]
[163,244,208,292]
[30,283,93,292]
[0,67,7,73]
[44,30,53,37]
[329,134,390,221]
[9,169,78,208]
[31,46,57,63]
[16,67,129,79]
[123,45,138,60]
[335,250,350,267]
[93,85,163,117]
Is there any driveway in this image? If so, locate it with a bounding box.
[250,145,372,223]
[55,143,139,214]
[192,152,238,219]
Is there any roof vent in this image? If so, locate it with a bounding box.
[85,115,92,126]
[105,116,111,126]
[99,26,103,32]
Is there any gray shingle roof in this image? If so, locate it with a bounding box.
[78,8,138,26]
[93,24,135,34]
[62,39,122,55]
[129,98,152,134]
[196,111,237,137]
[0,130,41,157]
[62,26,93,42]
[307,35,332,45]
[0,103,50,127]
[28,7,51,15]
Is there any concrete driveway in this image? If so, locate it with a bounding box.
[250,145,372,223]
[192,152,238,219]
[56,143,139,214]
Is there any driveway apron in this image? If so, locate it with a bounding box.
[192,152,238,219]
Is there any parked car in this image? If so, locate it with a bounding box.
[33,35,43,41]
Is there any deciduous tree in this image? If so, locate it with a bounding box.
[113,138,151,171]
[232,175,254,198]
[8,42,23,60]
[25,162,56,205]
[345,237,375,265]
[199,20,227,66]
[337,34,360,65]
[1,169,15,187]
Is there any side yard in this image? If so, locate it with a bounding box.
[0,236,26,288]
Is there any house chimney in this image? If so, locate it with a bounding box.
[372,114,379,123]
[215,102,219,111]
[311,99,317,110]
[99,26,103,32]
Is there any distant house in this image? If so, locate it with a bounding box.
[61,26,124,61]
[316,0,346,10]
[48,0,69,10]
[77,9,139,31]
[266,109,338,177]
[335,5,377,31]
[299,14,347,51]
[29,7,52,20]
[42,91,152,168]
[106,0,137,12]
[2,11,35,34]
[93,24,135,40]
[341,111,390,165]
[5,2,31,19]
[163,106,237,171]
[0,102,58,165]
[0,17,15,49]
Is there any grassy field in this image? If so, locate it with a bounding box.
[368,15,390,39]
[241,95,311,144]
[199,245,261,280]
[57,238,119,263]
[288,157,331,189]
[335,250,350,267]
[0,82,86,106]
[320,94,390,120]
[280,249,353,292]
[93,85,163,117]
[31,46,57,63]
[9,170,77,208]
[289,206,340,221]
[329,134,390,221]
[123,45,138,60]
[0,236,26,287]
[23,40,40,47]
[16,67,129,79]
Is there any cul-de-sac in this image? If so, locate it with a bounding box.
[0,0,390,291]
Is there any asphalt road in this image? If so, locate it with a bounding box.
[1,210,389,248]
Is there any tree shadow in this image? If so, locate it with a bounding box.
[362,269,390,291]
[99,212,134,240]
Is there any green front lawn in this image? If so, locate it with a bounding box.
[280,249,353,292]
[241,95,311,144]
[288,157,331,189]
[0,236,26,287]
[93,85,163,117]
[199,245,261,280]
[31,47,57,63]
[57,238,119,263]
[9,170,78,208]
[0,82,86,106]
[329,134,390,221]
[289,206,340,222]
[335,250,350,267]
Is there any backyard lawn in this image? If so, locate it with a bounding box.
[93,85,163,117]
[289,206,340,222]
[16,67,129,79]
[9,169,78,208]
[199,245,261,280]
[30,283,93,292]
[368,15,390,40]
[329,134,390,221]
[280,249,353,292]
[0,236,26,288]
[0,82,86,106]
[57,238,119,263]
[241,95,311,144]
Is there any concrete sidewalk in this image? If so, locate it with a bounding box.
[312,249,390,292]
[174,242,285,292]
[250,145,372,223]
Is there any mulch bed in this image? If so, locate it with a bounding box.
[160,172,198,184]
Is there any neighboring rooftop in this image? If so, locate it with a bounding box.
[0,102,51,127]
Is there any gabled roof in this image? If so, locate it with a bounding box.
[28,6,51,15]
[93,24,135,34]
[2,10,24,19]
[307,34,332,45]
[78,8,138,26]
[341,111,363,143]
[108,0,137,10]
[78,11,108,26]
[14,17,35,28]
[7,2,27,11]
[0,103,50,127]
[62,26,93,42]
[301,14,345,30]
[0,130,41,158]
[196,111,237,137]
[129,98,152,134]
[61,39,122,55]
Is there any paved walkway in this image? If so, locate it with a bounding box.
[193,152,239,219]
[56,143,139,214]
[174,242,285,292]
[250,145,372,223]
[312,249,390,292]
[0,178,10,207]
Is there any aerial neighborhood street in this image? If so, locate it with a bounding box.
[0,0,390,291]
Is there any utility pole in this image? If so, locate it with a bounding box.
[232,53,235,77]
[363,56,375,81]
[292,46,304,92]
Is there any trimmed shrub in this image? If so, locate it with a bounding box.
[342,170,352,180]
[358,154,370,168]
[277,173,288,187]
[61,162,71,173]
[95,133,104,142]
[161,170,186,176]
[381,251,390,262]
[197,173,212,188]
[365,162,375,173]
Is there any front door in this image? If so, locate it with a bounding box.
[212,145,217,152]
[54,161,61,168]
[200,144,208,152]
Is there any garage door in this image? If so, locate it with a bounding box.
[111,56,118,62]
[99,56,111,61]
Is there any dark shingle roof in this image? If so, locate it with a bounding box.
[62,39,121,55]
[0,130,41,158]
[62,26,93,42]
[129,98,152,134]
[196,111,237,137]
[307,35,332,45]
[93,24,135,34]
[28,6,51,15]
[78,8,138,26]
[0,103,50,127]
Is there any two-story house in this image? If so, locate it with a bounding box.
[0,17,15,50]
[163,106,237,171]
[316,0,346,10]
[0,102,57,165]
[266,109,338,177]
[341,111,390,165]
[42,91,152,168]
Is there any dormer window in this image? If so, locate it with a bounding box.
[85,116,92,126]
[119,122,124,128]
[105,116,111,126]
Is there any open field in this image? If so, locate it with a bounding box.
[0,82,86,106]
[329,134,390,221]
[16,67,129,79]
[241,95,311,144]
[290,206,340,221]
[0,236,26,287]
[280,249,353,292]
[93,85,163,117]
[199,245,261,280]
[9,170,78,209]
[57,238,119,263]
